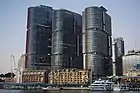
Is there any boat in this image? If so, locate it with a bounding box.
[113,83,129,91]
[42,87,61,91]
[89,79,114,91]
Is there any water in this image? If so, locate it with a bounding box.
[0,90,139,93]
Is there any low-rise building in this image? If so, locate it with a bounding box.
[124,71,140,76]
[22,70,49,83]
[48,68,90,84]
[4,77,16,83]
[123,50,140,76]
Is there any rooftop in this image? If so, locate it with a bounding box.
[124,50,140,56]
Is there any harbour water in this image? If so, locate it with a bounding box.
[0,89,140,93]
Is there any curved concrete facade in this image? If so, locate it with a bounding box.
[82,6,112,77]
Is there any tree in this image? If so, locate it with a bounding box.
[0,74,5,77]
[5,72,15,78]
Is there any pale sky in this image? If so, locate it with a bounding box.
[0,0,140,73]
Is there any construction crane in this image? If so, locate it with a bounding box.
[10,55,16,77]
[11,55,21,83]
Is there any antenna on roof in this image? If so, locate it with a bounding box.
[134,40,137,50]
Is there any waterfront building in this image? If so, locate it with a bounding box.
[25,5,53,70]
[123,50,140,76]
[22,70,49,83]
[48,68,90,84]
[51,9,83,69]
[4,77,16,83]
[82,6,112,79]
[114,37,125,76]
[116,76,140,83]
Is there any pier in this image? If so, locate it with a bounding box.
[1,81,140,91]
[0,82,50,90]
[0,82,89,90]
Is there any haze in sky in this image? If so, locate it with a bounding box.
[0,0,140,73]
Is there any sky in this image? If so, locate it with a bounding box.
[0,0,140,73]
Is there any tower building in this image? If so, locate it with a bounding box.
[82,6,112,79]
[25,5,53,70]
[51,9,83,69]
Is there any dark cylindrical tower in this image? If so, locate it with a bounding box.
[25,5,53,70]
[82,6,112,80]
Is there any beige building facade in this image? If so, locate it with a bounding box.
[48,68,90,84]
[123,50,140,76]
[22,70,48,83]
[4,77,16,83]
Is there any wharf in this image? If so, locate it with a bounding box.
[129,88,140,91]
[128,82,140,91]
[62,87,90,90]
[0,82,90,90]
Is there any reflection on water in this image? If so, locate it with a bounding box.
[0,89,138,93]
[61,90,89,93]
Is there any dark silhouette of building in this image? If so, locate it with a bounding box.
[25,5,53,70]
[51,9,83,69]
[114,37,125,76]
[82,6,113,80]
